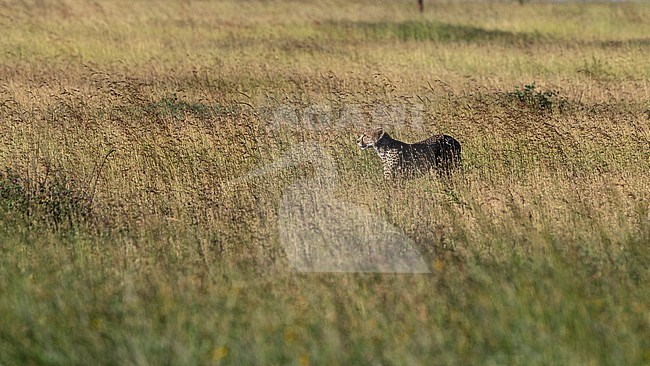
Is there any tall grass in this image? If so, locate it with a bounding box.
[0,0,648,364]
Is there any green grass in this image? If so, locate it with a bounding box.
[1,0,649,364]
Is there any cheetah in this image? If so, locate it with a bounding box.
[357,127,461,180]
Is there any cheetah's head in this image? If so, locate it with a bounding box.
[357,127,385,150]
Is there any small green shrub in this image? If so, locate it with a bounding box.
[149,93,215,120]
[503,82,566,112]
[577,56,615,81]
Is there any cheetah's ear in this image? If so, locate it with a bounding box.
[375,127,384,140]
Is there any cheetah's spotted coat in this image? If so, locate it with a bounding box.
[357,127,461,180]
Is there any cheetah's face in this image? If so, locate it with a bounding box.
[357,128,384,150]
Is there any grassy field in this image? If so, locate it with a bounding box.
[1,0,649,364]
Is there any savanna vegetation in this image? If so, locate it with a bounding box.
[0,0,648,364]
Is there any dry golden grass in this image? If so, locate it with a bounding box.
[0,0,648,364]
